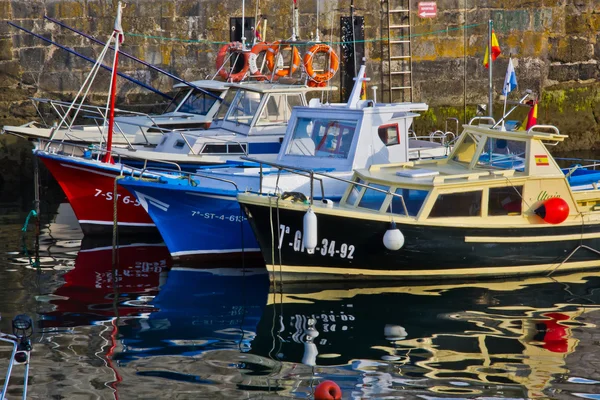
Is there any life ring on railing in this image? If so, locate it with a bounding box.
[303,44,339,83]
[265,41,301,77]
[215,42,249,82]
[248,42,271,81]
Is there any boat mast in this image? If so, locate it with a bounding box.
[292,0,299,41]
[103,2,124,163]
[488,19,493,118]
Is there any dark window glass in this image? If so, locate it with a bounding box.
[378,124,399,146]
[202,144,227,153]
[488,186,523,216]
[173,139,186,149]
[389,188,429,216]
[357,184,389,211]
[429,191,483,218]
[227,143,247,154]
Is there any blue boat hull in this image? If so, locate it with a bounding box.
[120,179,262,261]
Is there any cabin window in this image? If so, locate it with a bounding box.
[429,190,483,218]
[378,124,400,146]
[488,186,523,216]
[173,139,186,149]
[163,89,190,113]
[227,143,247,154]
[358,183,390,211]
[346,178,364,206]
[477,137,527,171]
[177,90,222,115]
[389,188,429,216]
[257,94,302,125]
[202,144,227,154]
[215,89,237,120]
[286,117,358,158]
[451,133,478,165]
[226,90,263,125]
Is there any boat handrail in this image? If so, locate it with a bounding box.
[31,97,157,118]
[526,124,566,145]
[241,156,410,216]
[41,139,183,174]
[468,116,496,126]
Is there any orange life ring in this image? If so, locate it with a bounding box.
[265,41,301,78]
[215,42,249,82]
[248,42,271,81]
[303,44,339,83]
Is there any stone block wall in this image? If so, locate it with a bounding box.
[0,0,598,152]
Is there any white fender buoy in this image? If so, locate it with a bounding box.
[383,221,404,251]
[303,207,317,254]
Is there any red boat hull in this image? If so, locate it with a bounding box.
[39,153,156,235]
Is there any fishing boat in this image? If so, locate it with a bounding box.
[112,82,334,171]
[32,2,332,236]
[2,80,228,150]
[118,66,452,261]
[239,115,600,282]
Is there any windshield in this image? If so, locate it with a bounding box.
[215,89,237,121]
[163,89,189,113]
[285,117,358,159]
[163,88,222,115]
[256,94,303,125]
[225,90,263,125]
[476,137,526,171]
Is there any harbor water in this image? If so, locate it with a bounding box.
[3,184,600,399]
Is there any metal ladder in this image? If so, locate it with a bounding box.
[385,0,413,103]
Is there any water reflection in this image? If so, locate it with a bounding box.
[116,267,269,363]
[250,276,600,399]
[7,201,600,398]
[40,236,170,329]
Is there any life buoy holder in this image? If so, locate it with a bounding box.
[215,42,249,82]
[303,44,340,83]
[265,41,301,78]
[248,42,271,81]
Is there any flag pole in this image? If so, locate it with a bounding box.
[488,19,493,118]
[502,57,510,130]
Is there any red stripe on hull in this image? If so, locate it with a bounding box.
[40,156,154,230]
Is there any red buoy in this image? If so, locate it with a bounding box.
[315,380,342,400]
[534,197,569,224]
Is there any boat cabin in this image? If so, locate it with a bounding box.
[339,123,593,224]
[138,83,334,159]
[275,98,432,172]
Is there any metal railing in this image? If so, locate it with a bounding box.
[241,156,411,217]
[1,314,33,400]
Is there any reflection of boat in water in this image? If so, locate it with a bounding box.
[248,272,600,398]
[37,202,82,257]
[114,267,269,363]
[40,238,171,328]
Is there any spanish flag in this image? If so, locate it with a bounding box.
[520,100,538,130]
[483,30,501,69]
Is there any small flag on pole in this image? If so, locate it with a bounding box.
[523,101,538,130]
[483,30,501,68]
[502,58,518,95]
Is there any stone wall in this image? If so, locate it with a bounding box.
[0,0,598,154]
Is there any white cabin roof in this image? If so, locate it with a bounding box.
[225,82,337,94]
[172,80,229,91]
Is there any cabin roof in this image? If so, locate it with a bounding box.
[224,82,337,93]
[173,80,229,90]
[351,123,566,189]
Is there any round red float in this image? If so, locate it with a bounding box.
[315,380,342,400]
[534,197,569,224]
